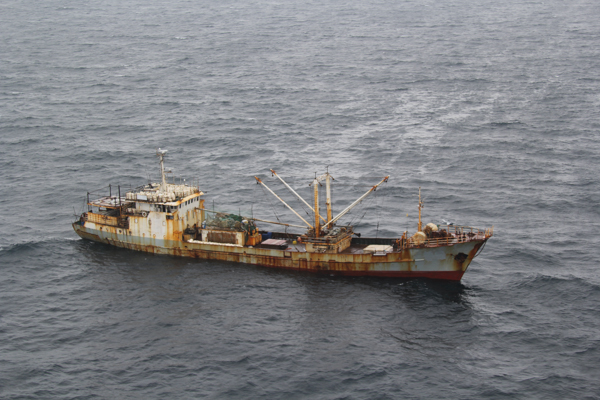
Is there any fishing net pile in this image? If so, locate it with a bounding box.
[204,213,257,233]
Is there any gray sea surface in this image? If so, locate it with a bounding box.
[1,0,600,398]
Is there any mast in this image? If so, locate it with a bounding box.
[157,148,168,192]
[254,171,388,237]
[418,187,423,232]
[325,172,333,229]
[313,177,320,237]
[309,172,334,235]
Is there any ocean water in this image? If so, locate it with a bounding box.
[1,0,600,398]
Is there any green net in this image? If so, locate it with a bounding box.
[204,213,257,233]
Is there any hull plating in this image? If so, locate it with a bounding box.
[73,222,486,281]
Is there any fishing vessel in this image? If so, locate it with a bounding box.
[73,149,493,281]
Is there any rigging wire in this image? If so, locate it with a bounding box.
[340,191,376,228]
[292,185,313,218]
[251,182,255,219]
[375,189,380,238]
[256,173,386,231]
[259,183,283,223]
[275,176,315,219]
[269,175,316,222]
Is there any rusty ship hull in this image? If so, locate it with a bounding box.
[72,150,492,281]
[72,220,488,281]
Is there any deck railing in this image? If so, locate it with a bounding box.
[405,225,493,249]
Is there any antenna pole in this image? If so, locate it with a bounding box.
[325,173,333,229]
[418,187,423,232]
[314,177,320,237]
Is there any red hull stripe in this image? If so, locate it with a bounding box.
[281,267,465,281]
